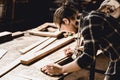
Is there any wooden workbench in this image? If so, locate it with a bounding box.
[0,32,109,80]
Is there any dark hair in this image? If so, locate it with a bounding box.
[53,1,78,26]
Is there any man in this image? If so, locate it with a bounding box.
[41,0,120,80]
[44,2,79,35]
[36,1,79,36]
[38,2,84,57]
[53,2,84,57]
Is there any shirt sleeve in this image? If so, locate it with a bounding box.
[76,13,104,68]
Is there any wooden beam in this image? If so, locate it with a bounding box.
[21,36,75,65]
[0,31,12,43]
[0,31,11,37]
[19,37,50,54]
[47,27,58,32]
[34,22,57,31]
[20,37,57,55]
[12,31,24,38]
[28,30,64,38]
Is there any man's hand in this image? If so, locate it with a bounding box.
[41,63,63,76]
[63,47,75,57]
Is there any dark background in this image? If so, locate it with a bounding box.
[0,0,103,32]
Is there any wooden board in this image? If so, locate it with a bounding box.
[21,36,75,65]
[28,30,64,38]
[34,22,57,31]
[0,31,12,43]
[12,31,24,38]
[19,37,50,54]
[20,37,57,55]
[0,31,12,37]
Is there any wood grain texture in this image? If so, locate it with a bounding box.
[28,30,63,38]
[21,36,75,65]
[0,49,8,59]
[0,57,21,77]
[0,37,56,77]
[19,37,50,54]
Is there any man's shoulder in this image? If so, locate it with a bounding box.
[89,10,106,18]
[83,10,107,20]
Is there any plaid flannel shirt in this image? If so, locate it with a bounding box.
[76,11,120,75]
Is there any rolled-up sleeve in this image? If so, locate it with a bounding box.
[76,53,94,68]
[76,38,97,68]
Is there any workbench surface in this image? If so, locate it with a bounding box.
[0,33,109,80]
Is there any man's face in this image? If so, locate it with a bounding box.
[54,15,78,34]
[60,17,78,34]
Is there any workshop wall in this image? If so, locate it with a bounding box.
[0,0,103,32]
[0,0,53,32]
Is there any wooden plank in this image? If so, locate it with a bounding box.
[21,36,75,65]
[20,37,57,55]
[34,22,57,31]
[47,27,58,32]
[19,37,50,54]
[12,31,24,38]
[28,30,64,38]
[0,31,11,37]
[0,49,8,59]
[0,31,12,43]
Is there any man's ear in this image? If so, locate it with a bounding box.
[62,18,70,24]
